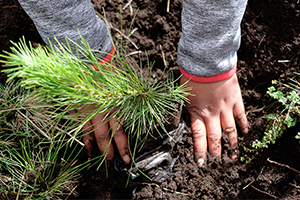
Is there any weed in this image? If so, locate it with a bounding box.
[0,81,90,199]
[252,77,300,150]
[0,135,88,199]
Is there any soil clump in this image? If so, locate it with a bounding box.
[1,0,300,199]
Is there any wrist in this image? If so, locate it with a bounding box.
[92,46,115,70]
[180,65,237,83]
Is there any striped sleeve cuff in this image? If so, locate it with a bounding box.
[179,65,237,83]
[91,46,115,70]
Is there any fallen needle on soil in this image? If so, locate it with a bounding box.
[251,185,279,199]
[267,158,300,174]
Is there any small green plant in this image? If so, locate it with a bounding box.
[0,135,88,199]
[0,31,189,175]
[0,9,190,196]
[252,77,300,150]
[0,80,66,141]
[0,81,90,199]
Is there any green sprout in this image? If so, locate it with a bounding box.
[252,77,300,150]
[0,7,190,197]
[0,81,90,199]
[0,31,190,173]
[0,80,68,142]
[0,135,88,199]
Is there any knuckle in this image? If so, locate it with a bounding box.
[229,135,237,141]
[106,153,114,161]
[187,106,203,116]
[83,134,94,142]
[191,127,206,139]
[208,134,221,142]
[113,128,125,137]
[228,134,237,143]
[243,124,251,129]
[95,132,109,141]
[241,125,251,135]
[187,105,209,118]
[224,126,236,134]
[188,105,214,117]
[236,113,246,121]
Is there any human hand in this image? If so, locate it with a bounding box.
[69,107,131,165]
[180,74,249,167]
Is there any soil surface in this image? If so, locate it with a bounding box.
[1,0,300,199]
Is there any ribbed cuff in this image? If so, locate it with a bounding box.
[92,46,115,70]
[180,65,237,83]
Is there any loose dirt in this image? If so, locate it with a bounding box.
[1,0,300,199]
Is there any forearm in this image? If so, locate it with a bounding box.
[178,0,247,81]
[18,0,113,59]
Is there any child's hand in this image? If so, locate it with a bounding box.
[180,74,249,166]
[69,107,130,165]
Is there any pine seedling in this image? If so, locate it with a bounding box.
[0,135,88,199]
[0,31,190,172]
[0,81,90,199]
[0,80,69,142]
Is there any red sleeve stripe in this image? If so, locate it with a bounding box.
[179,65,237,83]
[92,46,116,70]
[99,46,116,64]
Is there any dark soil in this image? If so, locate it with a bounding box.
[1,0,300,199]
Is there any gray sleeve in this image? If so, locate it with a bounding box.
[17,0,113,59]
[178,0,247,77]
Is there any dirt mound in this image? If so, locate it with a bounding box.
[1,0,300,199]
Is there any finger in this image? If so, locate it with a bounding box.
[233,102,249,136]
[205,116,222,158]
[220,110,238,148]
[68,109,79,124]
[81,121,95,159]
[69,109,95,159]
[91,115,114,163]
[190,114,207,167]
[220,110,239,161]
[109,118,130,164]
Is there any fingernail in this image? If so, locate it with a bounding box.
[197,158,205,167]
[230,150,238,161]
[122,154,131,164]
[230,154,238,161]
